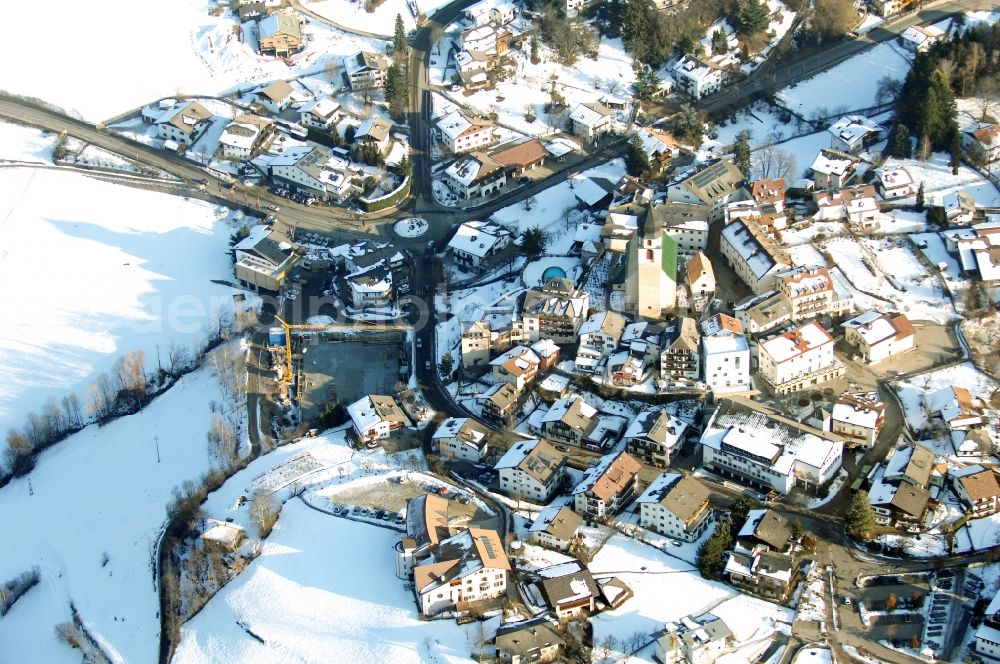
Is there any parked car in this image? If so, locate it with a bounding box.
[416,338,423,349]
[267,204,280,211]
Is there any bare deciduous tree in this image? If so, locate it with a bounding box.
[249,489,281,538]
[752,142,797,182]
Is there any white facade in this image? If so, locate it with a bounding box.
[438,110,495,154]
[700,315,751,394]
[757,321,836,388]
[673,55,723,99]
[719,219,789,295]
[637,473,713,542]
[843,311,915,364]
[495,438,565,503]
[433,417,489,462]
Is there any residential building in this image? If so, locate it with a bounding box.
[651,202,711,253]
[541,394,598,447]
[673,54,724,99]
[625,213,678,322]
[298,96,340,129]
[700,314,751,394]
[346,264,393,311]
[737,509,792,553]
[687,251,715,297]
[433,417,490,462]
[624,410,688,468]
[655,613,734,664]
[490,3,516,25]
[827,115,885,154]
[461,320,493,368]
[491,345,541,393]
[495,618,564,664]
[347,394,409,442]
[258,14,303,56]
[900,24,945,52]
[831,391,885,449]
[490,138,547,176]
[751,178,786,213]
[572,451,641,518]
[951,466,1000,518]
[155,101,213,146]
[342,50,390,90]
[494,438,566,503]
[438,110,495,154]
[809,149,859,190]
[734,291,791,337]
[779,267,852,321]
[569,102,615,141]
[842,311,916,364]
[233,224,299,291]
[867,444,935,528]
[719,218,791,295]
[528,506,583,552]
[635,126,681,174]
[875,166,915,199]
[814,184,879,227]
[271,146,354,201]
[200,519,246,554]
[926,385,986,431]
[869,0,918,17]
[520,278,590,343]
[575,310,628,373]
[724,198,788,232]
[354,116,393,156]
[724,550,801,602]
[943,190,976,225]
[238,1,268,21]
[962,123,1000,164]
[974,593,1000,659]
[254,79,296,114]
[637,473,713,542]
[661,316,701,382]
[757,321,842,395]
[412,528,510,616]
[483,382,519,421]
[447,219,510,271]
[666,160,746,221]
[538,563,601,618]
[700,397,844,495]
[444,151,508,200]
[219,114,275,161]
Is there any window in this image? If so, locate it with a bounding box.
[646,249,653,260]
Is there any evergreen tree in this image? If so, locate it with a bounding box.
[626,134,650,176]
[696,519,731,577]
[739,0,770,36]
[439,352,454,379]
[330,122,342,146]
[530,35,540,65]
[521,226,548,261]
[734,130,753,179]
[674,104,704,146]
[916,181,925,210]
[385,63,408,122]
[950,132,962,175]
[899,54,959,152]
[845,491,876,541]
[393,14,408,56]
[622,0,653,58]
[888,124,910,158]
[344,125,357,143]
[729,496,758,531]
[632,61,660,101]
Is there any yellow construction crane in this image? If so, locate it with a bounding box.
[271,315,412,386]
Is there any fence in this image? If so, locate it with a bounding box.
[360,175,410,212]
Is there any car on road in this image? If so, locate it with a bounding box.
[843,597,851,606]
[267,204,280,211]
[425,360,432,371]
[416,338,423,349]
[518,177,530,185]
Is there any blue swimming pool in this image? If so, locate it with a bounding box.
[541,266,567,281]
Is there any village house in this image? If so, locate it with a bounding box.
[411,528,510,616]
[624,410,688,468]
[827,115,885,155]
[651,202,711,253]
[569,102,615,142]
[258,14,304,56]
[700,314,751,394]
[943,190,977,225]
[433,417,490,462]
[867,444,935,529]
[814,184,879,227]
[842,311,916,364]
[737,509,792,554]
[353,116,393,156]
[831,391,886,449]
[254,79,296,114]
[444,151,508,200]
[342,50,390,90]
[461,320,493,368]
[719,217,791,295]
[926,385,986,431]
[490,345,541,393]
[347,394,409,443]
[494,438,566,503]
[298,96,340,129]
[809,149,859,190]
[724,549,801,602]
[673,54,724,99]
[537,562,602,618]
[974,593,1000,659]
[489,139,548,176]
[779,267,852,321]
[655,613,734,664]
[637,473,713,542]
[528,505,583,552]
[875,166,916,199]
[219,114,275,161]
[635,126,682,174]
[238,0,267,21]
[346,263,394,311]
[701,397,844,495]
[482,382,519,421]
[437,109,495,154]
[494,618,564,664]
[233,224,300,292]
[661,315,701,383]
[154,100,213,146]
[951,466,1000,518]
[519,278,590,344]
[757,320,843,394]
[900,24,945,52]
[200,519,246,554]
[734,291,791,337]
[666,160,746,221]
[571,451,641,518]
[531,338,560,371]
[270,146,354,201]
[541,394,598,447]
[575,310,628,373]
[447,219,511,271]
[961,123,1000,164]
[751,178,786,213]
[686,251,716,298]
[869,0,918,17]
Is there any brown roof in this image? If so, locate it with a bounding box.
[751,178,786,206]
[890,314,915,340]
[487,382,519,408]
[470,527,511,571]
[686,251,714,288]
[959,469,1000,502]
[414,559,459,592]
[587,452,641,502]
[902,444,935,487]
[517,439,566,485]
[891,484,931,518]
[534,506,582,541]
[659,476,711,525]
[490,139,547,168]
[369,394,409,428]
[744,509,792,551]
[261,79,294,102]
[972,123,1000,146]
[423,493,450,545]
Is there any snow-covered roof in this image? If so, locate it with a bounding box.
[445,153,500,187]
[538,373,570,393]
[828,115,882,147]
[569,102,613,129]
[810,149,856,176]
[573,177,614,207]
[673,54,720,83]
[448,220,508,258]
[759,321,833,363]
[259,13,301,40]
[623,410,686,446]
[300,96,340,121]
[437,109,490,142]
[720,219,784,279]
[831,392,884,429]
[347,395,386,432]
[843,311,912,345]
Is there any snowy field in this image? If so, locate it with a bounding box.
[894,362,999,434]
[2,0,386,122]
[0,363,228,664]
[0,158,240,436]
[174,500,478,664]
[775,42,912,118]
[309,0,453,33]
[880,153,1000,207]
